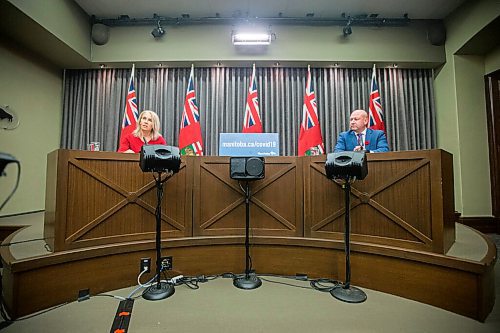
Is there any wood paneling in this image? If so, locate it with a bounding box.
[45,150,455,253]
[305,150,455,253]
[485,70,500,226]
[44,150,193,251]
[193,157,303,237]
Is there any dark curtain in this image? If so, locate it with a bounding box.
[62,67,436,155]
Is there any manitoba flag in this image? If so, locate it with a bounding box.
[298,65,324,156]
[119,64,139,146]
[179,65,204,156]
[242,64,263,133]
[368,64,386,133]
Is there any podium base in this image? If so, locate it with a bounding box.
[142,282,175,301]
[233,275,262,290]
[330,285,367,303]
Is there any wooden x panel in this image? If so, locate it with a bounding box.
[304,150,455,254]
[193,157,303,237]
[45,150,192,251]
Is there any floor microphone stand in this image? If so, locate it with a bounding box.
[330,177,367,303]
[233,181,262,290]
[143,171,175,300]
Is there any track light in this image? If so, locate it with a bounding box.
[343,25,352,36]
[151,20,165,38]
[343,19,352,37]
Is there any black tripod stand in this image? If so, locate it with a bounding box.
[233,181,262,290]
[142,171,175,300]
[330,177,367,303]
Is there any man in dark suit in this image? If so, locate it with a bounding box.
[334,109,389,153]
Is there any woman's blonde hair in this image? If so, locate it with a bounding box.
[133,110,161,140]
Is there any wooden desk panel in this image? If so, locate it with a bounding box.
[45,149,454,254]
[305,150,455,253]
[44,150,193,251]
[193,156,304,237]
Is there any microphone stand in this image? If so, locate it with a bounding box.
[233,181,262,290]
[330,176,367,303]
[142,171,175,300]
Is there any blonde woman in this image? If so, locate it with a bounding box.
[118,110,166,153]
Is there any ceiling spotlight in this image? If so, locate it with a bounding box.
[151,20,165,38]
[343,19,352,37]
[343,25,352,36]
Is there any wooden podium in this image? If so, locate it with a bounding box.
[44,149,455,253]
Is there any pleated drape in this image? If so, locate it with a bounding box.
[61,67,436,155]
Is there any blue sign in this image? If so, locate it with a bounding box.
[219,133,280,157]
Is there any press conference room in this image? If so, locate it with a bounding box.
[0,0,499,332]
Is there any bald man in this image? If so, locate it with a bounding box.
[334,109,389,153]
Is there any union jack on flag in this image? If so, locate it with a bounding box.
[298,65,324,156]
[180,74,200,129]
[119,64,139,146]
[368,64,386,133]
[179,65,204,156]
[242,64,263,133]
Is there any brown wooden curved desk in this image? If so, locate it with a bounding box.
[1,150,495,321]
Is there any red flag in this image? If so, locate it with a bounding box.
[179,65,204,156]
[369,64,386,133]
[298,65,325,156]
[119,65,139,145]
[242,64,263,133]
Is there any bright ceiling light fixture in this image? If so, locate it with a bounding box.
[232,30,273,46]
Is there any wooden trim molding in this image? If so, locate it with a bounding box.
[459,216,499,234]
[485,70,500,220]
